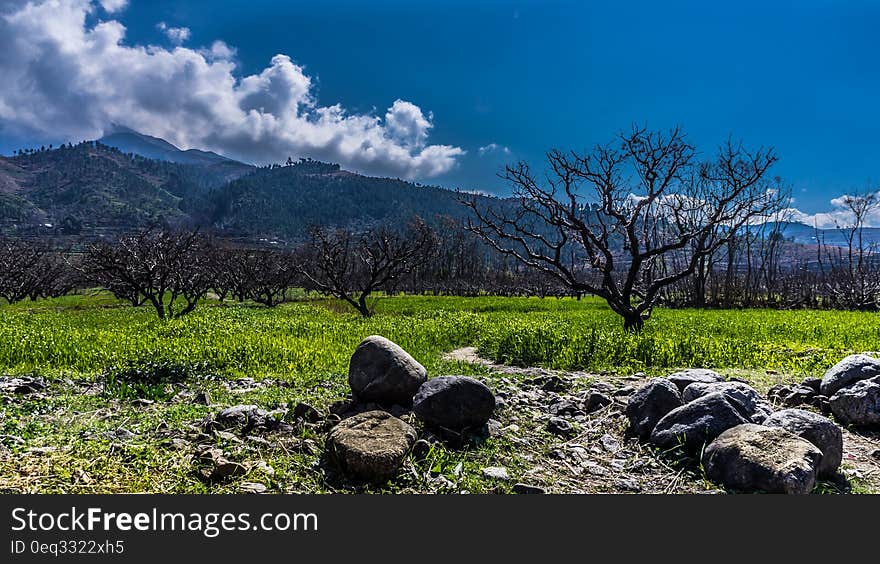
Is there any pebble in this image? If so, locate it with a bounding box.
[481,466,511,480]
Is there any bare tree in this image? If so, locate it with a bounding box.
[817,191,880,309]
[300,219,436,317]
[464,126,787,330]
[81,227,212,319]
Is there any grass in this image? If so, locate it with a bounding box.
[1,293,878,493]
[1,294,878,380]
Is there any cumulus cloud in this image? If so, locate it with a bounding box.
[478,143,511,156]
[785,191,880,228]
[0,0,463,178]
[157,22,190,45]
[99,0,127,12]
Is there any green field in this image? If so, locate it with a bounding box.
[2,293,878,380]
[1,294,878,494]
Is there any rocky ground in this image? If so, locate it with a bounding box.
[1,341,878,494]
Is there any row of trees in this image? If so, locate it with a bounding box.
[2,127,877,328]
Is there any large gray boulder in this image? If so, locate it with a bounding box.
[763,408,843,477]
[326,411,417,482]
[625,379,683,440]
[702,424,822,494]
[829,378,880,427]
[667,369,725,393]
[650,392,750,453]
[819,354,880,397]
[348,335,427,405]
[681,381,771,422]
[412,376,496,433]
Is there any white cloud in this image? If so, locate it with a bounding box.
[157,22,191,45]
[478,143,511,156]
[785,191,880,228]
[0,0,464,179]
[99,0,127,12]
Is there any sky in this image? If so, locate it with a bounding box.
[1,0,879,225]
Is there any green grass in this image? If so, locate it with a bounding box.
[1,293,878,494]
[1,294,878,380]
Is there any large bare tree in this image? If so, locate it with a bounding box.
[464,126,788,330]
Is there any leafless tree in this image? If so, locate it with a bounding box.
[300,219,437,317]
[0,239,78,303]
[81,227,212,319]
[463,126,788,330]
[817,191,880,309]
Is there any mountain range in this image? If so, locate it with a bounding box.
[0,129,495,242]
[1,128,878,248]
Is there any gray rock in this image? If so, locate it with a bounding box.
[764,408,843,477]
[829,378,880,427]
[192,391,212,405]
[482,466,511,480]
[348,335,427,405]
[650,392,750,453]
[548,399,583,417]
[512,483,546,494]
[546,417,574,437]
[326,411,417,482]
[215,405,267,429]
[625,379,683,440]
[582,390,612,413]
[681,381,771,422]
[820,354,880,397]
[412,376,495,433]
[292,401,322,423]
[801,378,822,394]
[667,369,725,393]
[702,424,822,494]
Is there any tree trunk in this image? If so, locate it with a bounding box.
[623,311,644,333]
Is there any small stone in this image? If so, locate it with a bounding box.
[411,439,433,461]
[132,398,154,407]
[212,461,248,479]
[599,433,620,453]
[546,416,574,437]
[613,386,636,397]
[801,378,822,394]
[549,399,583,417]
[615,478,641,492]
[215,405,267,429]
[239,482,267,494]
[582,391,612,413]
[512,483,546,494]
[485,419,503,437]
[481,466,510,480]
[192,391,212,405]
[292,401,322,423]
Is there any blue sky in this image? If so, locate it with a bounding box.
[1,0,879,218]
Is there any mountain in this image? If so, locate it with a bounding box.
[100,125,240,166]
[0,141,223,235]
[766,221,880,249]
[0,139,500,242]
